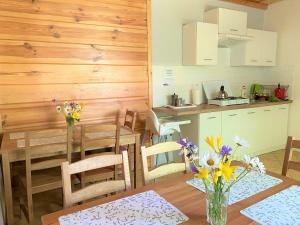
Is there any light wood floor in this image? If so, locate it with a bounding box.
[13,149,300,225]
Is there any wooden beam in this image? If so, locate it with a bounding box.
[221,0,269,10]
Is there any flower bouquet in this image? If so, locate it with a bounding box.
[178,136,265,225]
[54,100,84,127]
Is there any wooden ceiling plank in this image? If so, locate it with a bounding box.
[221,0,269,10]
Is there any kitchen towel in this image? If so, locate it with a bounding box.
[240,185,300,225]
[186,168,282,205]
[59,190,189,225]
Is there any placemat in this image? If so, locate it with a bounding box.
[186,168,282,205]
[241,185,300,225]
[59,190,189,225]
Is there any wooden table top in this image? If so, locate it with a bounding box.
[42,172,299,225]
[153,101,292,116]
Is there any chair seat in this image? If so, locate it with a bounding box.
[20,167,62,194]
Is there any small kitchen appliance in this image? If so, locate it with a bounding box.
[203,80,250,106]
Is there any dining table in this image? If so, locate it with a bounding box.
[42,171,299,225]
[0,126,141,225]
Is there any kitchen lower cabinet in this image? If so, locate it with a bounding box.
[181,103,290,159]
[199,112,222,154]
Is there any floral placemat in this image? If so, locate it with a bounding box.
[186,168,282,205]
[59,190,189,225]
[240,185,300,225]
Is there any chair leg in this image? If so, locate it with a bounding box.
[27,191,34,225]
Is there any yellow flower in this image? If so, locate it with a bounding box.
[219,161,237,182]
[205,136,216,150]
[71,112,80,120]
[195,167,209,180]
[213,170,222,184]
[80,103,85,110]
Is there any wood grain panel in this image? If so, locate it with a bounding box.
[0,17,147,47]
[0,0,147,29]
[0,64,148,84]
[0,40,147,65]
[0,82,148,104]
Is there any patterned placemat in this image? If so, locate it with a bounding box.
[241,185,300,225]
[186,168,282,205]
[59,190,189,225]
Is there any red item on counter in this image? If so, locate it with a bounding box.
[274,84,286,100]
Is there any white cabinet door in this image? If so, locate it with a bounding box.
[259,106,276,152]
[199,112,222,154]
[222,109,246,159]
[183,22,218,65]
[262,31,277,66]
[273,105,289,148]
[244,29,263,66]
[205,8,247,35]
[196,23,218,65]
[242,108,264,156]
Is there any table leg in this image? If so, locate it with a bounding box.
[2,151,14,225]
[134,135,140,189]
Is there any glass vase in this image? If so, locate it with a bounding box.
[206,189,229,225]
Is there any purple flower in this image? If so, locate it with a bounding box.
[191,165,199,173]
[177,138,198,158]
[221,145,232,156]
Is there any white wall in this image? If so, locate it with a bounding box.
[264,0,300,138]
[151,0,292,107]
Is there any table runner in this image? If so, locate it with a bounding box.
[59,190,189,225]
[241,185,300,225]
[186,168,282,205]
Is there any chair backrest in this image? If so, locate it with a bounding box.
[61,151,131,208]
[124,110,137,132]
[145,110,160,135]
[141,142,190,185]
[282,136,300,176]
[81,123,121,156]
[25,128,68,187]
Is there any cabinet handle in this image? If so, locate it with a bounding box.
[208,116,217,120]
[229,114,238,117]
[264,109,271,112]
[248,112,256,114]
[266,60,273,63]
[230,29,239,32]
[251,59,258,62]
[279,108,287,110]
[204,58,213,61]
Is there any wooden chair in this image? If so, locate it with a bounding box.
[20,128,69,225]
[282,136,300,176]
[80,123,121,186]
[61,151,131,208]
[141,142,190,185]
[124,110,137,132]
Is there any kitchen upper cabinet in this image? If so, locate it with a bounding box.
[262,31,277,66]
[231,29,263,66]
[230,29,277,67]
[204,8,247,35]
[183,22,218,65]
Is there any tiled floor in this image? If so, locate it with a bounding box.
[13,149,300,225]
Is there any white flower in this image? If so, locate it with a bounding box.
[243,155,266,174]
[200,151,221,170]
[234,136,250,148]
[56,106,62,113]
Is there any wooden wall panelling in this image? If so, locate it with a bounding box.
[0,17,147,48]
[0,0,150,132]
[0,40,147,65]
[0,0,147,29]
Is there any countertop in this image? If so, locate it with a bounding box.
[153,100,293,116]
